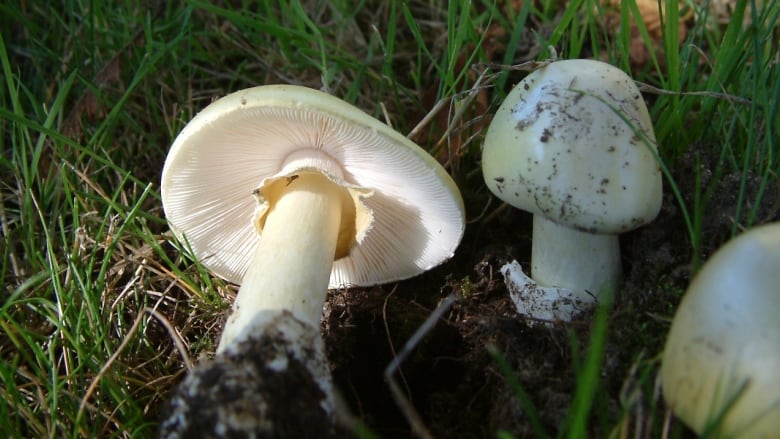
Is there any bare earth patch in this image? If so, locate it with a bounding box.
[322,147,778,437]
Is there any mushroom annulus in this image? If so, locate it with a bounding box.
[159,85,465,436]
[661,223,780,438]
[481,59,662,322]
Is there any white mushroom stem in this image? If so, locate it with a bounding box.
[218,172,343,351]
[531,215,620,303]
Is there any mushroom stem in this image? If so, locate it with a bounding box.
[531,215,620,302]
[218,172,343,351]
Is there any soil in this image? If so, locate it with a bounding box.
[321,148,779,438]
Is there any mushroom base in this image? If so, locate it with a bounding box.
[160,310,338,438]
[501,260,594,324]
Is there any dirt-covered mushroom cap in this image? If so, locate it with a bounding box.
[481,59,662,234]
[661,223,780,438]
[161,85,465,288]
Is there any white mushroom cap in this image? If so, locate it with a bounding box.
[481,59,662,234]
[661,223,780,438]
[161,85,465,288]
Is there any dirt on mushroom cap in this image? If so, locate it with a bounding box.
[481,60,662,234]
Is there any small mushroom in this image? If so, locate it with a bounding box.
[159,85,465,436]
[661,223,780,438]
[481,59,662,322]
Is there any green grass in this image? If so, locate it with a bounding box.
[1,0,778,437]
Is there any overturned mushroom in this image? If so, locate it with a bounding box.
[481,59,662,322]
[159,85,465,436]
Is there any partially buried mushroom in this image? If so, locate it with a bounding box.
[661,223,780,438]
[159,85,465,437]
[481,59,662,323]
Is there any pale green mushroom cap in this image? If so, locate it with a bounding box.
[661,223,780,438]
[161,85,465,288]
[482,59,662,234]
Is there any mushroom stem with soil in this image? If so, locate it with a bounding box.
[159,84,465,437]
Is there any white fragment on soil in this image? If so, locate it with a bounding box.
[500,261,596,325]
